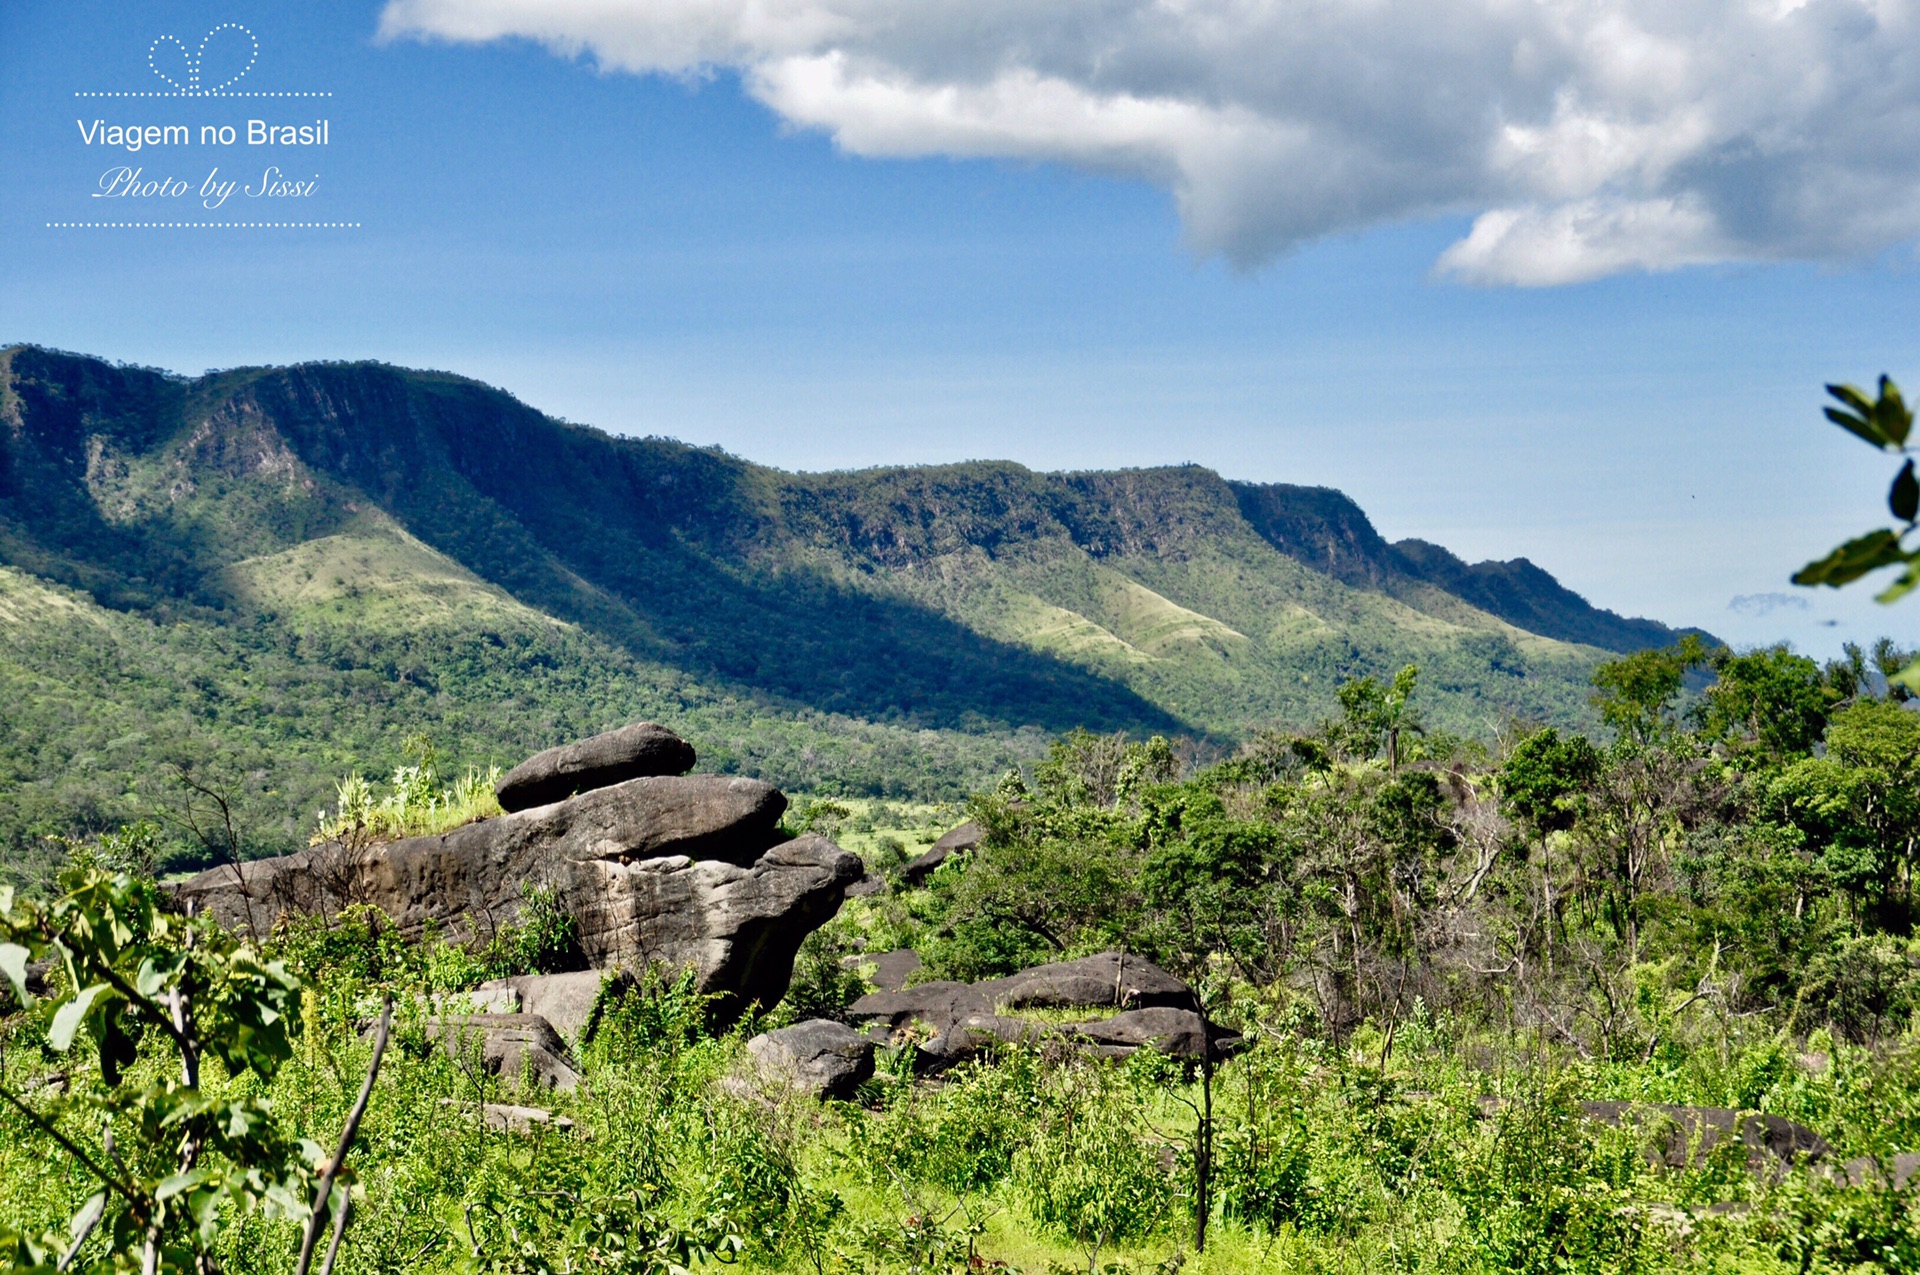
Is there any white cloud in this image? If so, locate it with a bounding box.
[380,0,1920,284]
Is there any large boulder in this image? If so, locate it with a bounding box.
[901,821,983,884]
[571,835,863,1024]
[174,774,789,939]
[849,981,993,1037]
[982,952,1198,1015]
[496,723,697,812]
[745,1020,876,1100]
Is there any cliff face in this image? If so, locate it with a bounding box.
[0,342,1709,868]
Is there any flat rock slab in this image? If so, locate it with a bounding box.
[425,1014,582,1092]
[497,723,696,812]
[850,981,992,1036]
[901,821,983,884]
[746,1019,876,1100]
[866,949,923,994]
[982,952,1197,1015]
[173,774,788,940]
[477,1103,575,1134]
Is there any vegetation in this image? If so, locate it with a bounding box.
[0,345,1707,886]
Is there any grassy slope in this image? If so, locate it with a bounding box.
[0,346,1691,873]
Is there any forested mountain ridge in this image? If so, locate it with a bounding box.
[0,344,1704,872]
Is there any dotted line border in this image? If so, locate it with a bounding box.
[75,91,333,97]
[46,221,362,228]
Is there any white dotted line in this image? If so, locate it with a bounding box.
[75,90,333,97]
[150,23,258,95]
[46,221,362,228]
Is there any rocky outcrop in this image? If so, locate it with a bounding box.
[745,1020,876,1100]
[849,952,1239,1069]
[177,726,857,1028]
[176,773,789,940]
[981,951,1198,1014]
[901,821,983,884]
[496,722,696,812]
[571,835,862,1019]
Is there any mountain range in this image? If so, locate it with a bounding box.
[0,344,1705,876]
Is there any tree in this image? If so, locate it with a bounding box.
[0,869,388,1275]
[1589,637,1709,744]
[1696,644,1835,759]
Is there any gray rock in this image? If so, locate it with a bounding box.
[477,969,626,1046]
[917,1013,1053,1074]
[746,1020,876,1100]
[497,723,697,812]
[426,1014,582,1091]
[845,874,887,898]
[849,981,992,1037]
[981,952,1197,1015]
[865,949,923,994]
[571,835,864,1025]
[901,821,983,884]
[1578,1102,1830,1171]
[1064,1007,1245,1061]
[173,774,789,940]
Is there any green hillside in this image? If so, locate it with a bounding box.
[0,344,1705,875]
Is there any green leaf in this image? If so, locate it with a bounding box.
[1894,460,1920,523]
[48,983,110,1052]
[0,943,31,1007]
[1878,375,1913,447]
[1877,560,1920,604]
[1829,382,1875,415]
[1793,529,1906,587]
[155,1169,208,1202]
[1824,405,1891,449]
[1891,658,1920,693]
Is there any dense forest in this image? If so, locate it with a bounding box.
[5,634,1920,1274]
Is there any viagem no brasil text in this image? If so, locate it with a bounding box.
[77,119,329,151]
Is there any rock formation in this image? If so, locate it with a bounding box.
[175,723,860,1028]
[848,951,1242,1073]
[495,722,697,812]
[744,1020,876,1101]
[901,821,983,884]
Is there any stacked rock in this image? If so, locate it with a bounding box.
[175,722,864,1077]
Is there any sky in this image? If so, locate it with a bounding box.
[4,0,1920,657]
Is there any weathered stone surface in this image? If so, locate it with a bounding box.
[173,774,789,938]
[865,949,924,994]
[1579,1101,1830,1171]
[981,952,1197,1015]
[572,834,864,1025]
[497,723,697,812]
[477,970,626,1046]
[901,821,983,884]
[917,1014,1052,1074]
[425,1014,582,1091]
[746,1020,876,1100]
[849,981,992,1036]
[1064,1007,1244,1061]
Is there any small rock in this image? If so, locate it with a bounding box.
[746,1020,876,1100]
[425,1014,582,1092]
[476,970,625,1046]
[483,1102,575,1134]
[496,723,697,812]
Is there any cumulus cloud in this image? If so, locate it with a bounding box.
[379,0,1920,284]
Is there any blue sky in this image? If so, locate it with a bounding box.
[4,0,1920,656]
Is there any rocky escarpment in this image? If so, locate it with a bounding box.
[176,723,860,1028]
